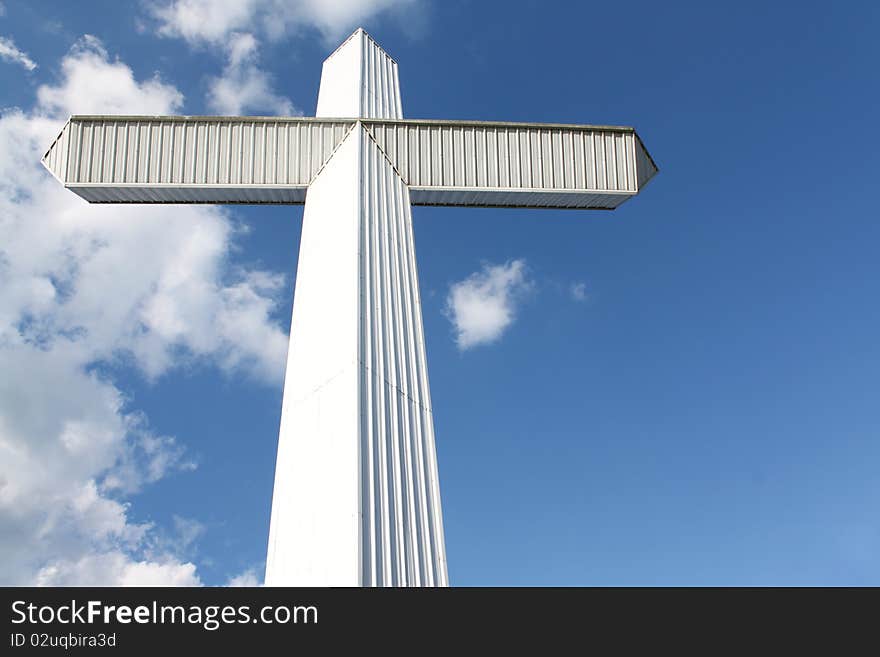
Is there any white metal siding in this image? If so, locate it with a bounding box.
[361,31,402,119]
[68,184,308,204]
[43,117,656,208]
[265,128,362,586]
[315,28,402,120]
[265,125,447,586]
[358,128,446,586]
[44,117,354,188]
[364,120,641,193]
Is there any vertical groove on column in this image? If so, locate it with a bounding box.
[359,127,376,587]
[393,158,417,585]
[372,129,391,585]
[391,152,421,584]
[384,144,405,586]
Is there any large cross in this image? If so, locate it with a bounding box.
[42,28,658,587]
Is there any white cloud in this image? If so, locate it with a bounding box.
[152,1,423,117]
[226,567,262,586]
[37,36,180,115]
[152,0,260,44]
[0,36,288,585]
[35,552,201,586]
[206,32,296,115]
[150,0,423,45]
[444,260,532,350]
[570,281,588,302]
[0,35,37,70]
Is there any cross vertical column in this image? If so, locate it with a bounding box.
[265,29,448,586]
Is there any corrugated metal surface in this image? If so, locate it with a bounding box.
[265,125,447,586]
[360,30,402,119]
[358,129,446,586]
[364,120,643,193]
[43,117,656,207]
[68,184,308,204]
[42,122,73,183]
[315,28,402,120]
[42,116,354,193]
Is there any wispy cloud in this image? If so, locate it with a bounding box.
[444,259,532,350]
[0,35,37,70]
[570,281,588,302]
[206,32,297,115]
[149,0,424,45]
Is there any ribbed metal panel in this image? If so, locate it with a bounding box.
[364,120,643,193]
[42,122,72,183]
[43,117,656,208]
[68,184,308,204]
[315,28,402,120]
[358,128,447,586]
[360,30,402,119]
[42,116,355,201]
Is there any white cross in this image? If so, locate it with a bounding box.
[42,28,658,587]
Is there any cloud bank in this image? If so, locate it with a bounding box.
[0,36,288,585]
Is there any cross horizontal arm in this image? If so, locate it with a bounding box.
[42,116,657,209]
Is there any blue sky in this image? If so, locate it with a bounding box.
[0,0,878,585]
